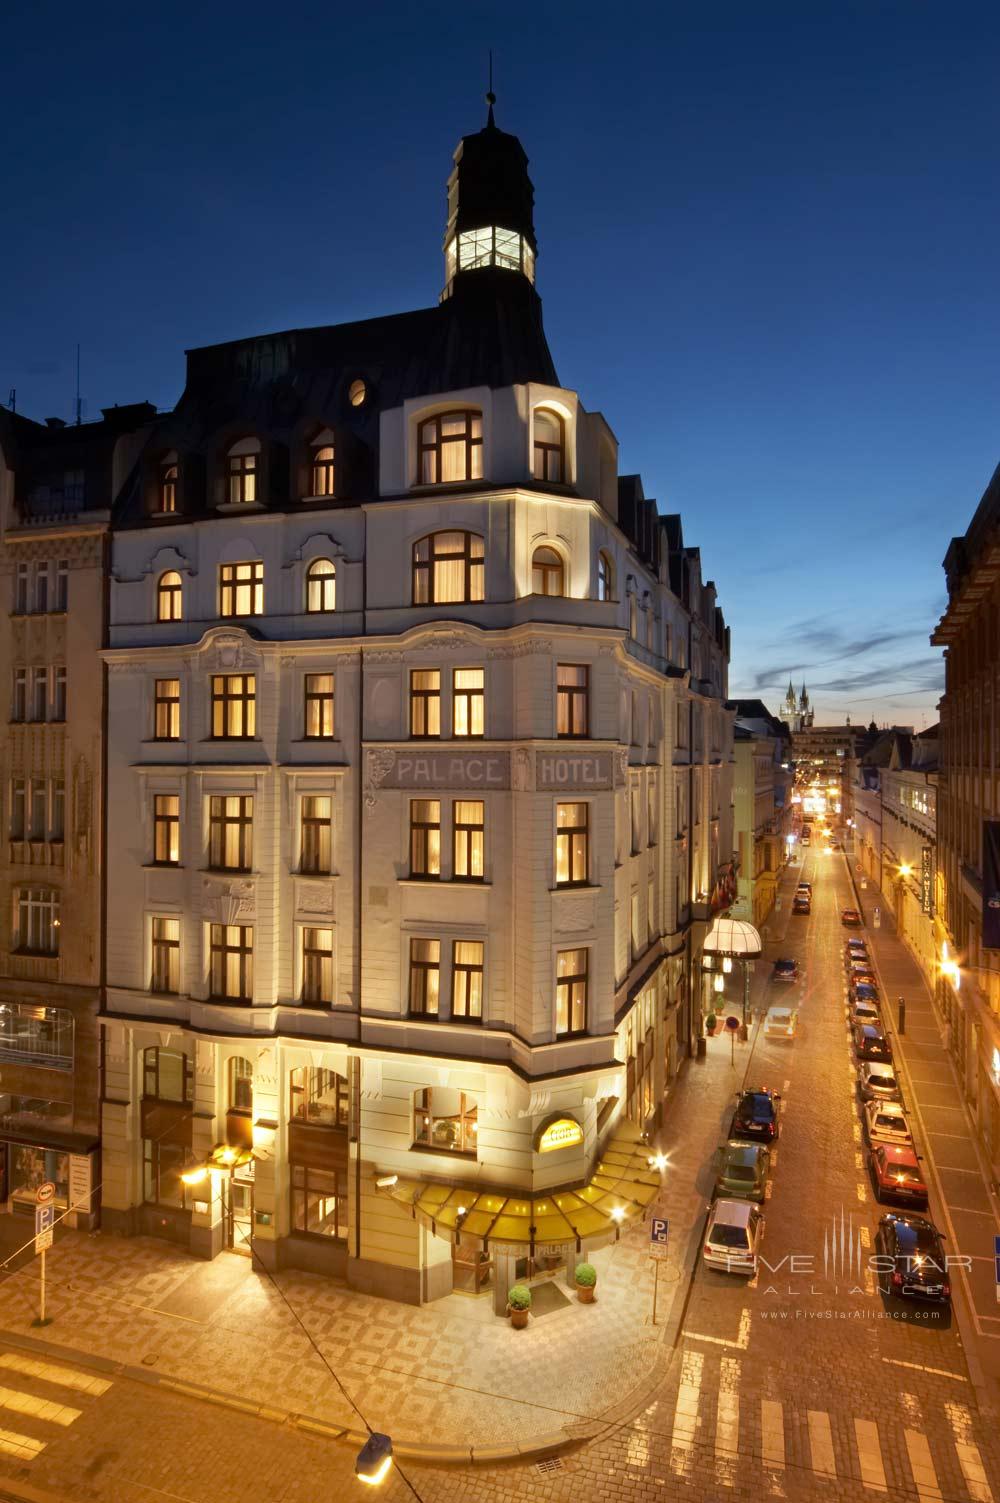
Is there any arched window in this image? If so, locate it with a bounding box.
[289,1066,348,1127]
[158,452,178,514]
[417,410,483,485]
[227,437,260,505]
[309,428,336,497]
[306,558,336,613]
[412,532,485,605]
[157,570,182,622]
[532,546,564,597]
[532,408,565,484]
[597,551,613,601]
[228,1056,253,1113]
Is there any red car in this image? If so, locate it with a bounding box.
[869,1145,928,1208]
[841,908,862,927]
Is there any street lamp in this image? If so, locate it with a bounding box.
[355,1433,394,1486]
[940,943,961,991]
[898,863,913,880]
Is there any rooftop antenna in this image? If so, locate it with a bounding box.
[7,389,14,414]
[486,48,496,125]
[75,344,82,426]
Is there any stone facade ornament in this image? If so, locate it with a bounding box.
[365,748,397,811]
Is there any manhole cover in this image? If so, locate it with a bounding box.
[536,1457,563,1474]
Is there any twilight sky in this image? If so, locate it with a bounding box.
[3,1,998,729]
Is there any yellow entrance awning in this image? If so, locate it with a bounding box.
[381,1124,660,1249]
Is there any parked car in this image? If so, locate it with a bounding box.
[859,1061,902,1102]
[729,1087,781,1142]
[850,983,881,1009]
[713,1140,770,1203]
[846,936,868,953]
[848,957,875,977]
[772,958,799,982]
[797,882,812,896]
[869,1144,927,1207]
[841,908,862,926]
[863,1099,913,1147]
[850,999,881,1027]
[764,1006,798,1041]
[845,942,870,963]
[703,1199,765,1275]
[854,1023,892,1062]
[874,1213,951,1303]
[793,897,811,915]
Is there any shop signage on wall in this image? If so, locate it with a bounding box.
[373,750,511,790]
[921,845,934,917]
[534,1115,584,1153]
[535,753,614,791]
[68,1154,92,1215]
[984,823,1000,950]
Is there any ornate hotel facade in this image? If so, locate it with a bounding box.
[9,106,735,1304]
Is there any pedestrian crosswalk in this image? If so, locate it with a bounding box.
[658,1348,998,1500]
[0,1349,111,1462]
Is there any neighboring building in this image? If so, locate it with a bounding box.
[97,104,736,1305]
[778,680,813,735]
[730,700,792,928]
[790,720,864,825]
[0,403,153,1225]
[931,460,1000,1171]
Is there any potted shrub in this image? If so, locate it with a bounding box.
[705,1013,718,1036]
[507,1284,532,1328]
[575,1262,598,1303]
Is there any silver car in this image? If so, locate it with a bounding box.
[863,1098,912,1146]
[858,1061,901,1103]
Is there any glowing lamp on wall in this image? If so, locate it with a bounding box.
[535,1115,585,1153]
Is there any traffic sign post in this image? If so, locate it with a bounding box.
[994,1236,1000,1303]
[725,1013,741,1066]
[650,1219,669,1323]
[32,1182,56,1327]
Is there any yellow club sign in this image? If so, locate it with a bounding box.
[535,1115,584,1153]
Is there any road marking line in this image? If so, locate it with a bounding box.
[807,1410,836,1478]
[946,1206,996,1217]
[854,1418,887,1492]
[856,1182,868,1203]
[882,1357,967,1381]
[855,1151,864,1168]
[669,1349,703,1477]
[859,1226,871,1247]
[761,1398,785,1471]
[0,1383,80,1427]
[934,1165,982,1174]
[0,1424,45,1462]
[905,1429,943,1502]
[945,1402,994,1502]
[715,1356,739,1486]
[0,1354,111,1397]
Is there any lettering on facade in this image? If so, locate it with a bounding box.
[920,844,934,918]
[535,753,613,791]
[69,1154,93,1214]
[534,1114,585,1153]
[373,750,511,790]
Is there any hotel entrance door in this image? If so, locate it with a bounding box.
[225,1161,254,1254]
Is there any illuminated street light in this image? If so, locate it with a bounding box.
[180,1166,208,1186]
[940,942,961,991]
[714,974,725,993]
[355,1433,394,1486]
[898,863,913,879]
[647,1151,669,1171]
[722,957,733,974]
[610,1206,626,1223]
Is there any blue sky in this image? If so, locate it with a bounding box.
[3,1,998,729]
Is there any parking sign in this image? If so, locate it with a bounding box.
[994,1236,1000,1302]
[651,1218,669,1245]
[34,1203,55,1254]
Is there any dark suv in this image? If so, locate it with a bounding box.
[874,1213,951,1303]
[729,1088,781,1143]
[853,1023,892,1063]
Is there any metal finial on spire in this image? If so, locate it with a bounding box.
[486,48,496,126]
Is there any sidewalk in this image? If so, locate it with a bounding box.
[844,854,1000,1409]
[0,878,799,1461]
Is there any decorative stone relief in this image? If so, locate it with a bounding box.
[296,882,334,916]
[552,894,594,934]
[512,747,533,791]
[255,1047,277,1093]
[614,747,629,787]
[364,748,396,812]
[419,631,468,654]
[202,878,255,924]
[211,632,252,672]
[360,1058,382,1099]
[195,1039,215,1077]
[73,755,93,870]
[105,1023,127,1065]
[365,649,404,665]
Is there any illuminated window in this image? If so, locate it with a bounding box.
[451,226,534,282]
[292,1165,347,1238]
[226,438,259,505]
[413,531,484,604]
[153,794,180,865]
[556,664,589,737]
[219,560,263,617]
[532,546,564,596]
[556,948,588,1035]
[14,888,60,956]
[306,558,335,612]
[410,800,441,878]
[413,1087,478,1152]
[452,668,484,737]
[157,570,182,621]
[597,551,613,601]
[300,796,332,874]
[348,379,367,407]
[310,432,336,497]
[208,795,253,872]
[209,924,253,1002]
[159,453,178,513]
[417,412,483,485]
[452,941,484,1021]
[289,1066,348,1127]
[453,800,484,881]
[229,1056,253,1113]
[304,674,335,738]
[154,679,180,739]
[533,409,565,483]
[151,918,180,994]
[556,803,589,887]
[301,927,334,1005]
[410,669,441,738]
[408,938,440,1015]
[143,1045,192,1103]
[211,674,256,738]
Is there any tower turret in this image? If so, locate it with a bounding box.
[442,94,538,300]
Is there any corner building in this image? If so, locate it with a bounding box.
[101,107,734,1304]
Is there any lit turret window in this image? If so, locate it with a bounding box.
[446,227,535,283]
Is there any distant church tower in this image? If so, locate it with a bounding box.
[779,680,813,733]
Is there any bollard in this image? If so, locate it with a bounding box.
[898,997,906,1035]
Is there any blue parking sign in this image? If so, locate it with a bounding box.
[651,1218,669,1245]
[994,1236,1000,1301]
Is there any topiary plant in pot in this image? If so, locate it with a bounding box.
[705,1013,718,1035]
[575,1262,598,1303]
[507,1284,532,1328]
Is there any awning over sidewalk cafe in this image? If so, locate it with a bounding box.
[380,1124,661,1251]
[702,917,763,959]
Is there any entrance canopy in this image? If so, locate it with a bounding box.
[381,1124,659,1250]
[702,917,762,959]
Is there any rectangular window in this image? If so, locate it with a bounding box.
[31,668,47,722]
[152,793,180,865]
[9,779,25,840]
[289,1066,348,1126]
[453,799,484,880]
[452,668,484,737]
[209,795,253,871]
[291,1165,347,1240]
[15,888,60,956]
[219,561,263,617]
[413,1087,478,1153]
[630,690,639,746]
[409,669,441,738]
[209,924,253,1002]
[33,563,48,615]
[54,561,68,612]
[301,927,334,1005]
[648,781,657,845]
[51,779,64,842]
[0,1003,73,1070]
[151,917,180,993]
[143,1045,192,1102]
[409,799,441,878]
[12,668,26,722]
[14,564,28,615]
[451,940,484,1021]
[556,664,589,737]
[631,788,641,855]
[631,891,640,957]
[29,778,46,840]
[143,1141,193,1210]
[556,948,587,1035]
[211,674,256,738]
[647,881,656,942]
[300,795,332,874]
[52,666,66,722]
[408,937,440,1015]
[304,673,335,739]
[154,679,181,740]
[555,802,589,886]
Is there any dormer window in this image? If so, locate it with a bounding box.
[157,571,183,622]
[532,409,565,484]
[227,438,259,505]
[309,429,336,497]
[446,228,535,284]
[417,411,482,485]
[158,453,178,514]
[597,551,613,601]
[532,546,564,597]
